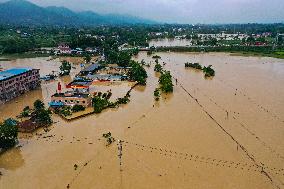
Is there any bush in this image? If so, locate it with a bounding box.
[59,106,72,117]
[152,55,161,59]
[20,106,31,117]
[203,65,215,77]
[102,132,115,146]
[154,88,160,101]
[72,105,85,113]
[154,63,163,73]
[185,62,203,70]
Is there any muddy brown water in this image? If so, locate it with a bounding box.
[0,52,284,189]
[149,38,192,47]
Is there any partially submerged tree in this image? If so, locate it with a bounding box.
[59,60,71,76]
[33,100,52,125]
[154,88,160,101]
[92,95,109,113]
[84,54,92,63]
[159,71,173,93]
[128,60,148,85]
[20,106,31,117]
[0,118,18,149]
[154,62,163,73]
[203,65,215,77]
[102,132,115,146]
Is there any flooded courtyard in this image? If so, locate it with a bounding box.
[0,52,284,189]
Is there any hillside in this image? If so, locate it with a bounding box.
[0,0,156,26]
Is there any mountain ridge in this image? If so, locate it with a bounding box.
[0,0,157,26]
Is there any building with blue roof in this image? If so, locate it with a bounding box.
[0,68,33,81]
[0,67,40,104]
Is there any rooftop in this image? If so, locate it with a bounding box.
[0,68,33,81]
[52,92,90,99]
[81,63,101,72]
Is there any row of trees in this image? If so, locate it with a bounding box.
[1,24,284,55]
[185,62,215,78]
[153,59,173,100]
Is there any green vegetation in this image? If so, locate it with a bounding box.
[84,54,92,63]
[72,105,86,113]
[92,95,110,113]
[20,106,32,117]
[185,62,216,78]
[203,65,215,77]
[128,60,148,85]
[59,106,72,117]
[159,71,174,93]
[1,24,284,59]
[102,132,115,146]
[154,61,163,73]
[59,60,72,76]
[185,62,203,70]
[154,88,160,101]
[32,100,52,126]
[152,55,161,59]
[19,100,52,126]
[0,118,18,149]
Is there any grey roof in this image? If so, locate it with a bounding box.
[81,64,101,72]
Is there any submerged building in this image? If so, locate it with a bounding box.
[50,91,92,108]
[0,68,40,104]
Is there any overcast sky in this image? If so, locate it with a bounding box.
[3,0,284,23]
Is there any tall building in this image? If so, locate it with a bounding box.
[0,68,40,104]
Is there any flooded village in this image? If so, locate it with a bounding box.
[1,46,284,188]
[0,1,284,188]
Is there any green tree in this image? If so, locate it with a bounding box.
[59,60,71,76]
[34,99,45,111]
[34,109,52,125]
[20,106,31,117]
[117,51,131,67]
[154,62,163,73]
[33,100,52,125]
[72,105,86,113]
[84,54,92,63]
[128,61,148,85]
[0,118,18,149]
[154,88,160,101]
[92,96,109,113]
[203,65,215,77]
[159,71,173,93]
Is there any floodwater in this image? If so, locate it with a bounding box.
[0,52,284,189]
[149,38,192,47]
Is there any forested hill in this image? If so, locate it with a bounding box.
[0,0,156,26]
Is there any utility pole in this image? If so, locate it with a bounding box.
[118,140,123,171]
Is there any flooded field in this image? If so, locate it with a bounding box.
[149,38,192,47]
[1,52,284,189]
